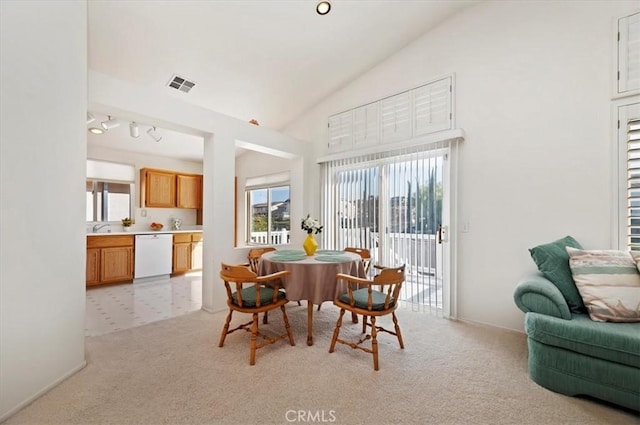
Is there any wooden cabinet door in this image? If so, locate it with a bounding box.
[86,248,101,287]
[144,169,176,207]
[176,174,202,209]
[190,241,203,271]
[100,247,133,283]
[173,242,191,274]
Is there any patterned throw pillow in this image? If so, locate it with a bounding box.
[566,247,640,322]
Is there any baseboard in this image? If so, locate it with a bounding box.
[200,305,225,314]
[0,360,87,423]
[456,317,526,335]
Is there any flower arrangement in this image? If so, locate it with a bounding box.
[301,214,323,234]
[121,217,134,227]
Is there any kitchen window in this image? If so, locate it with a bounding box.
[245,173,290,245]
[86,180,132,222]
[86,159,135,223]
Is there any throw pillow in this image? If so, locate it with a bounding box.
[529,236,585,313]
[566,247,640,323]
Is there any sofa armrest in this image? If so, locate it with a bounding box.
[513,274,572,320]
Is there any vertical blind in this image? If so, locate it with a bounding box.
[320,140,450,314]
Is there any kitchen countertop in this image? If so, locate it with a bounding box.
[87,226,203,237]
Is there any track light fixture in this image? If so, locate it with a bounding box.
[101,115,120,131]
[147,126,162,142]
[316,1,331,15]
[88,127,105,135]
[129,122,140,138]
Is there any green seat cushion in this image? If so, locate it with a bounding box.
[529,236,585,313]
[339,288,394,311]
[232,286,285,307]
[525,312,640,369]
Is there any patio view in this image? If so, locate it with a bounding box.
[247,147,447,313]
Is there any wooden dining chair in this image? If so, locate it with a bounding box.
[317,247,372,313]
[247,247,300,325]
[344,247,372,275]
[219,262,295,365]
[247,247,276,274]
[329,265,405,371]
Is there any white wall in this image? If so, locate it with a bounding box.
[283,0,637,331]
[87,144,203,229]
[89,71,307,314]
[0,1,87,420]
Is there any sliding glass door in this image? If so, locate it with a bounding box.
[321,142,452,316]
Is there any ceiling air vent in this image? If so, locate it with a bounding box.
[167,74,195,93]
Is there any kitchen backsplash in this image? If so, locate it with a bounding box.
[87,207,198,232]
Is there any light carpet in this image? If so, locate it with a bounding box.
[4,304,639,425]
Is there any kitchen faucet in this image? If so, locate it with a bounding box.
[92,223,111,233]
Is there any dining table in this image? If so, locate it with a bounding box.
[259,249,366,346]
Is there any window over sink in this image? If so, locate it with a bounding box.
[86,159,135,223]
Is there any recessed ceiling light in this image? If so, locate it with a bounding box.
[316,1,331,15]
[88,127,105,135]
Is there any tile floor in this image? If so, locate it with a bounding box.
[85,272,203,337]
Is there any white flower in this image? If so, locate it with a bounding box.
[301,214,323,234]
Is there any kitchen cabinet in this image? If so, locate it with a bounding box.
[141,169,176,208]
[86,248,101,285]
[140,168,202,209]
[172,233,192,274]
[177,174,202,208]
[172,232,203,275]
[86,235,134,287]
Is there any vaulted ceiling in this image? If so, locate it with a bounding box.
[87,0,478,160]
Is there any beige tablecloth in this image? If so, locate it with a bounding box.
[259,251,366,305]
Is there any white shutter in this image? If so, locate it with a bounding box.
[353,102,379,148]
[618,12,640,94]
[413,77,452,135]
[626,106,640,249]
[328,110,353,152]
[381,91,411,143]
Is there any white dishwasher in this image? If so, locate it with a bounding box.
[134,234,173,281]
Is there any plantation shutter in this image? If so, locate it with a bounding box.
[413,77,452,135]
[380,91,411,143]
[618,11,640,94]
[628,114,640,249]
[328,110,353,152]
[353,102,379,148]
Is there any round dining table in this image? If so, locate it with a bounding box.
[259,250,366,346]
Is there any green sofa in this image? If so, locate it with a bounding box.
[514,273,640,411]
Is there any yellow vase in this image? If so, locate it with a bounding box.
[303,233,318,256]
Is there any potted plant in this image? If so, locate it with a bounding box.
[121,217,134,231]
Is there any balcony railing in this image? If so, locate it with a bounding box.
[249,228,441,310]
[249,230,290,245]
